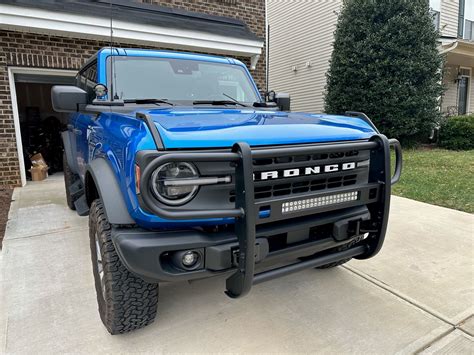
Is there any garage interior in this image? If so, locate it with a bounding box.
[14,73,75,181]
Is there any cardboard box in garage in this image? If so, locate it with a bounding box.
[29,153,49,181]
[29,166,48,181]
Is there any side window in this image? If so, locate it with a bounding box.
[77,61,98,102]
[84,62,98,101]
[458,0,465,38]
[76,72,87,91]
[465,19,473,40]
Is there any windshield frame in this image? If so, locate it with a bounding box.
[104,55,262,104]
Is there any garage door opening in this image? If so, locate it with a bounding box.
[8,68,76,186]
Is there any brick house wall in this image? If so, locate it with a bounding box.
[0,0,266,187]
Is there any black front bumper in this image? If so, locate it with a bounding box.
[124,133,402,297]
[112,205,371,284]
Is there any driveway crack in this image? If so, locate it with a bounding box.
[343,265,455,326]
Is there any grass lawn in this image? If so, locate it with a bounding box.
[392,148,473,213]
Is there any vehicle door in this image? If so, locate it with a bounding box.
[74,61,99,179]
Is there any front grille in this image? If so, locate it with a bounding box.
[229,148,370,203]
[252,150,360,166]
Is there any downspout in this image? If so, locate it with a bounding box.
[265,0,269,92]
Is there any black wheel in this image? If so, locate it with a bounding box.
[63,152,76,210]
[89,199,159,334]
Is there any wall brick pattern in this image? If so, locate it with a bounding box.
[0,0,266,186]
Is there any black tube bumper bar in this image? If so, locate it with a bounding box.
[138,134,402,298]
[253,245,367,285]
[111,206,371,283]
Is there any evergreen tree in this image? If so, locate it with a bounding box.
[324,0,443,143]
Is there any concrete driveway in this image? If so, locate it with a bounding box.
[1,174,472,353]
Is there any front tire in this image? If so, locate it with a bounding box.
[89,199,159,334]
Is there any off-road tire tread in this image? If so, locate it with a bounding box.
[63,152,76,210]
[89,199,159,334]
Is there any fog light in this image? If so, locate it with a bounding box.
[182,251,198,267]
[170,249,203,271]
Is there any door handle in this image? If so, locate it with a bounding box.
[73,129,82,136]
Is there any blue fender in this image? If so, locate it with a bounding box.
[86,158,135,225]
[61,131,79,174]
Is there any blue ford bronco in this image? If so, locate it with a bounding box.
[52,48,402,334]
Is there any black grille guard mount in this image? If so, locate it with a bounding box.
[139,134,402,298]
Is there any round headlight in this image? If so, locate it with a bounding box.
[151,162,199,205]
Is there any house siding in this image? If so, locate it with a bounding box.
[0,0,266,187]
[267,0,341,112]
[440,0,460,37]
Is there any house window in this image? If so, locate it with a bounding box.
[430,9,440,30]
[458,0,465,38]
[465,19,474,40]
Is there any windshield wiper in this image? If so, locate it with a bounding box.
[124,98,174,106]
[194,93,249,107]
[222,93,249,107]
[193,100,245,106]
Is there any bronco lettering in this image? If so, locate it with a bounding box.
[255,162,357,181]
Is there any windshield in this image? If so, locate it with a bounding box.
[107,56,260,103]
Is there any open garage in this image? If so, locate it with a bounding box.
[10,69,75,183]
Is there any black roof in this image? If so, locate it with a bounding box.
[3,0,261,42]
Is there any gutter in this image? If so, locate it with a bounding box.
[439,41,459,55]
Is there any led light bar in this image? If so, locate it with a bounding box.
[281,191,359,214]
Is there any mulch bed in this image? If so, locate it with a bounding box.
[0,187,13,249]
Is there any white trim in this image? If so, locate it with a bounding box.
[8,67,76,187]
[0,4,263,58]
[439,41,459,55]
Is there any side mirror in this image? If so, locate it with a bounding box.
[266,91,291,111]
[274,92,290,111]
[51,86,87,112]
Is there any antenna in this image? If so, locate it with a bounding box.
[109,0,114,101]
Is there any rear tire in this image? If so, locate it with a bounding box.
[89,199,159,334]
[63,153,76,210]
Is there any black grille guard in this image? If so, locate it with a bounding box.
[140,134,402,298]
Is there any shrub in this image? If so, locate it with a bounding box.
[438,115,474,150]
[324,0,444,144]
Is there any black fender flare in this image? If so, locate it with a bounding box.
[61,131,79,174]
[86,158,135,225]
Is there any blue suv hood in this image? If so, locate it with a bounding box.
[144,108,376,149]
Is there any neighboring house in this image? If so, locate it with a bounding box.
[267,0,474,116]
[436,0,474,115]
[267,0,341,112]
[0,0,265,187]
